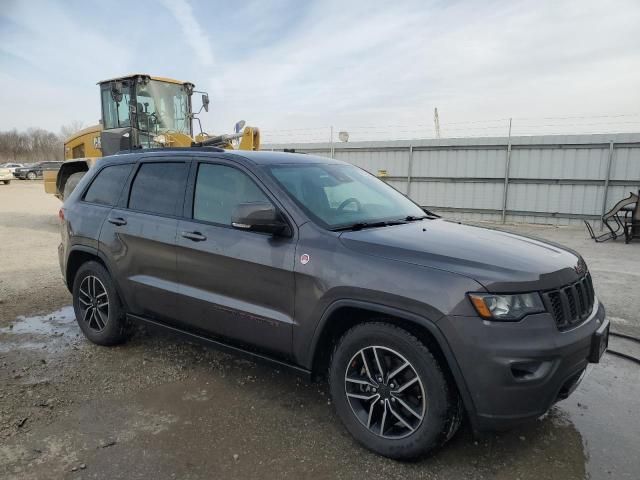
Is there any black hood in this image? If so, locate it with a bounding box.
[339,219,585,292]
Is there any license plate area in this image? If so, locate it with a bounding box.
[589,320,609,363]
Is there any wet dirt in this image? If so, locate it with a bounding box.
[1,307,639,479]
[0,307,77,353]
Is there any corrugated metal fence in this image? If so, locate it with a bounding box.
[265,133,640,225]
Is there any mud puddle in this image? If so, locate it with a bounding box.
[0,306,80,353]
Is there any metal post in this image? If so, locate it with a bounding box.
[501,118,513,224]
[330,126,335,158]
[600,140,615,230]
[406,145,414,196]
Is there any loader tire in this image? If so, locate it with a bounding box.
[63,172,86,200]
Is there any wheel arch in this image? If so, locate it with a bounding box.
[308,299,477,427]
[65,246,129,311]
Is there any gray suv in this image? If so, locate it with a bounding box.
[59,148,609,459]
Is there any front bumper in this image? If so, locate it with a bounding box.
[0,173,12,181]
[438,300,607,431]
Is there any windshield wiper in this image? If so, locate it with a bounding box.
[403,211,440,221]
[331,220,407,232]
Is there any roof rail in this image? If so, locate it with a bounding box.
[115,146,226,155]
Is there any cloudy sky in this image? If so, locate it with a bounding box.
[1,0,640,141]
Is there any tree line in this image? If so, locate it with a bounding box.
[0,123,83,163]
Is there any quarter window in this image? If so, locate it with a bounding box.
[128,162,188,216]
[193,164,270,225]
[84,164,132,206]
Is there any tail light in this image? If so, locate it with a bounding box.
[58,208,65,222]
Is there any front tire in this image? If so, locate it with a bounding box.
[2,180,9,185]
[329,322,459,460]
[72,261,129,346]
[26,171,37,180]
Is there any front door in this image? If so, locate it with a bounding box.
[175,161,296,356]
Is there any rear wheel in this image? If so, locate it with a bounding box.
[72,261,129,346]
[2,180,9,185]
[329,322,460,460]
[26,171,37,180]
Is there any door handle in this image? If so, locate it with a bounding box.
[107,217,127,226]
[181,231,207,242]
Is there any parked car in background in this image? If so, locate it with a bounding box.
[1,163,24,174]
[0,166,13,184]
[14,161,63,180]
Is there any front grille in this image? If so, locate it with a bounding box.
[542,273,595,330]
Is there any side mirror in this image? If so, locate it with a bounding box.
[231,202,290,236]
[202,93,210,112]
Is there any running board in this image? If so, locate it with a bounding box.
[128,314,312,379]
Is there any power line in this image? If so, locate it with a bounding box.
[261,113,640,143]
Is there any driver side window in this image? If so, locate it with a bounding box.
[193,164,271,226]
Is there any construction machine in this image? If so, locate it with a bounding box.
[45,74,260,198]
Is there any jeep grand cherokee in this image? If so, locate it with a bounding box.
[58,149,609,459]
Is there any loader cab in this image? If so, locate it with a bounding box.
[98,74,196,156]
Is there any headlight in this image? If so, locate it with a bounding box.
[468,292,545,321]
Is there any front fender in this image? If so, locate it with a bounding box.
[304,298,477,429]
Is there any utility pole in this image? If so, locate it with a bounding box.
[501,118,513,224]
[434,108,441,139]
[330,125,335,158]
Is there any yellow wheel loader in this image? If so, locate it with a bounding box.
[45,74,260,199]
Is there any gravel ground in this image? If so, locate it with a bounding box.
[1,181,638,480]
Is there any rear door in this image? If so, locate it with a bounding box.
[98,158,190,322]
[175,160,297,355]
[65,162,134,260]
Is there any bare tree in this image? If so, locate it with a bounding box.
[59,121,85,140]
[0,128,63,163]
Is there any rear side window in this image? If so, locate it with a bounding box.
[128,162,188,216]
[84,164,132,206]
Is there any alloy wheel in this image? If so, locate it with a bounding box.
[344,346,426,439]
[77,275,109,332]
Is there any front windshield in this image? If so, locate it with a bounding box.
[135,80,190,135]
[267,164,426,229]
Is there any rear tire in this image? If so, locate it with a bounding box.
[329,322,460,460]
[2,180,9,185]
[63,172,86,200]
[72,261,129,346]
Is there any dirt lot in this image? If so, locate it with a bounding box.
[1,181,639,479]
